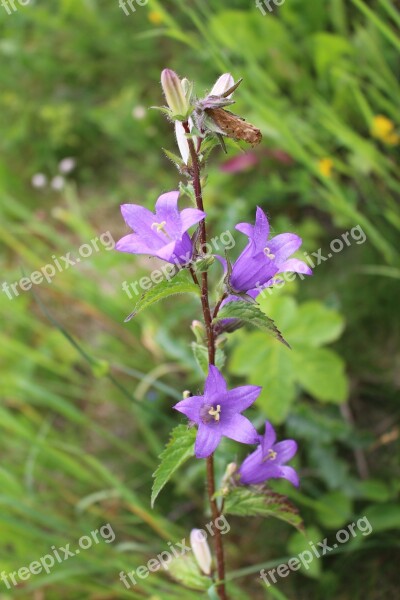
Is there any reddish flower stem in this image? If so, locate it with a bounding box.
[183,121,228,600]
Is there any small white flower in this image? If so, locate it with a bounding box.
[51,175,65,191]
[58,157,76,174]
[31,173,47,189]
[210,73,234,97]
[190,529,212,575]
[132,105,146,120]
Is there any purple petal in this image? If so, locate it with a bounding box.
[253,207,270,251]
[120,204,165,250]
[204,365,227,401]
[219,414,258,445]
[238,446,263,481]
[155,240,179,263]
[120,203,155,231]
[235,207,269,253]
[115,234,155,255]
[195,424,222,458]
[235,222,254,238]
[273,440,298,464]
[221,385,261,415]
[260,421,277,456]
[173,395,204,424]
[278,466,300,487]
[231,247,278,292]
[267,233,302,262]
[278,258,312,275]
[180,208,206,233]
[155,191,181,238]
[214,254,227,274]
[240,463,298,486]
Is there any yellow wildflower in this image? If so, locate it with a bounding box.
[148,11,163,25]
[317,158,333,178]
[371,115,399,146]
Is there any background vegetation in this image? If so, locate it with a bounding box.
[0,0,399,598]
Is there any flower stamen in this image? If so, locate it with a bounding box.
[151,221,170,237]
[208,405,221,422]
[264,246,275,260]
[263,449,277,462]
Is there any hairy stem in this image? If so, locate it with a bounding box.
[183,121,228,600]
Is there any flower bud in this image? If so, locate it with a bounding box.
[210,73,234,97]
[190,529,212,576]
[191,320,205,343]
[161,69,189,119]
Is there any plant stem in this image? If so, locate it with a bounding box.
[183,121,228,600]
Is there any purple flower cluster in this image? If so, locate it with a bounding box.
[173,366,299,487]
[115,164,307,488]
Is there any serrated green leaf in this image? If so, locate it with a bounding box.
[224,487,303,531]
[151,424,196,507]
[214,300,289,346]
[125,269,200,321]
[192,343,226,375]
[162,147,185,168]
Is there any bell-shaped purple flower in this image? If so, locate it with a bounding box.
[238,421,299,487]
[115,191,205,266]
[173,365,260,459]
[227,207,312,294]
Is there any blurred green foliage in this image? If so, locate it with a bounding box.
[0,0,399,598]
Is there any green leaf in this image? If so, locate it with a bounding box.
[287,527,322,579]
[192,343,225,375]
[363,503,400,532]
[214,300,289,347]
[293,347,348,403]
[168,554,210,590]
[224,487,303,531]
[151,425,196,507]
[125,269,200,321]
[162,147,186,169]
[230,297,348,422]
[287,302,345,347]
[315,491,352,528]
[230,332,295,423]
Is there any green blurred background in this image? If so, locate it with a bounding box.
[1,0,399,598]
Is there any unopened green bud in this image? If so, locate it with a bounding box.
[191,320,205,343]
[161,69,190,119]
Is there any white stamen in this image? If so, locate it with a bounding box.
[208,404,221,422]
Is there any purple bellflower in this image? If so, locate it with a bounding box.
[173,365,260,459]
[222,207,312,296]
[115,190,205,266]
[238,421,299,487]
